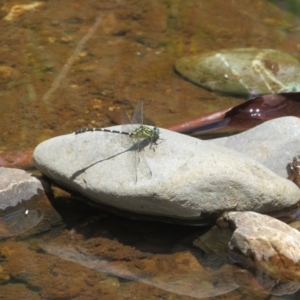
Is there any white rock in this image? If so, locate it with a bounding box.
[33,127,300,219]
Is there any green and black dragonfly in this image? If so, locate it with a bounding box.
[75,101,160,183]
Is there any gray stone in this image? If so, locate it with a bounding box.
[210,116,300,178]
[33,127,300,220]
[175,48,300,96]
[0,167,44,210]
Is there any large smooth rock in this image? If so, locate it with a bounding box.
[224,211,300,281]
[33,127,300,220]
[175,48,300,96]
[210,116,300,178]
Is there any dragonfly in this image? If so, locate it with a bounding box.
[75,101,160,183]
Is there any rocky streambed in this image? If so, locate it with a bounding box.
[28,116,300,289]
[1,116,300,297]
[5,46,300,297]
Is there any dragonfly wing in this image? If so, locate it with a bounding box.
[126,146,138,183]
[121,110,132,125]
[119,110,134,148]
[126,148,152,183]
[132,100,143,125]
[121,100,152,183]
[138,149,152,180]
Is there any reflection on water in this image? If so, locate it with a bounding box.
[2,0,300,299]
[41,243,240,298]
[1,176,296,297]
[3,0,300,151]
[1,187,300,299]
[0,209,43,238]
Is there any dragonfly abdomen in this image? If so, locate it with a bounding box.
[75,128,130,135]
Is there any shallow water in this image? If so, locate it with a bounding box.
[0,209,43,238]
[1,0,300,299]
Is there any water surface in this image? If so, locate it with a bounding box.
[1,0,300,299]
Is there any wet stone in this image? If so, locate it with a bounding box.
[223,211,300,282]
[192,224,300,295]
[0,167,45,211]
[175,48,300,96]
[33,127,300,220]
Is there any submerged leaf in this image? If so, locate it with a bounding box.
[165,92,300,135]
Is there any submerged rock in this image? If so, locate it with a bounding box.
[0,150,34,169]
[0,209,44,239]
[2,2,44,21]
[33,127,300,220]
[175,48,300,96]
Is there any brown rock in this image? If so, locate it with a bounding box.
[224,211,300,281]
[0,150,34,169]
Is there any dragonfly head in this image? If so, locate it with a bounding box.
[153,126,160,137]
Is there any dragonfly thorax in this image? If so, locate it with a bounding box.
[129,125,159,140]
